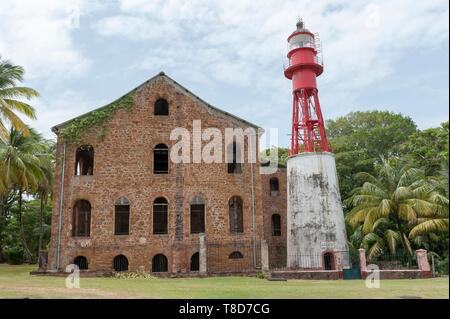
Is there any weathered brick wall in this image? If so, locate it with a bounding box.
[48,75,264,273]
[261,167,287,268]
[207,240,261,273]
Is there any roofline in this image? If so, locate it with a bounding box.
[51,72,263,133]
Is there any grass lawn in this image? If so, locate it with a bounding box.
[0,264,448,299]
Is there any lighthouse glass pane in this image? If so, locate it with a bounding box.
[289,34,314,50]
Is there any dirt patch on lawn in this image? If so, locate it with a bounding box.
[0,285,135,299]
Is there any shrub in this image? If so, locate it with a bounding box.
[115,270,155,279]
[256,272,267,279]
[5,247,25,265]
[436,255,449,275]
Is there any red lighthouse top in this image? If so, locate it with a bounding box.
[285,19,331,155]
[284,19,323,91]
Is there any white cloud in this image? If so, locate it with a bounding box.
[0,0,111,138]
[96,15,178,40]
[94,0,449,94]
[0,0,93,79]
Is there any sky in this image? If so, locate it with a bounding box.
[0,0,448,146]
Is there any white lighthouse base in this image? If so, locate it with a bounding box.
[287,152,349,269]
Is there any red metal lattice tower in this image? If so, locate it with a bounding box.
[284,19,331,155]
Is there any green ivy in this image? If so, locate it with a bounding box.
[60,92,135,144]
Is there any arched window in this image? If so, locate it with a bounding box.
[324,252,335,270]
[229,196,243,234]
[75,145,94,175]
[152,254,168,272]
[113,255,129,272]
[74,256,88,270]
[72,200,91,237]
[154,98,169,116]
[153,144,169,174]
[227,142,242,174]
[190,252,200,271]
[229,251,244,259]
[153,197,168,234]
[271,214,281,236]
[270,177,279,195]
[190,196,205,234]
[115,197,130,235]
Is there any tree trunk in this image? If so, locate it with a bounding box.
[0,195,3,262]
[0,194,4,218]
[18,189,34,263]
[0,194,8,262]
[38,192,45,263]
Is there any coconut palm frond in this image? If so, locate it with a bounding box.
[429,192,449,207]
[430,204,449,218]
[0,104,31,136]
[0,86,39,100]
[379,198,392,216]
[345,206,372,225]
[366,238,385,260]
[346,194,381,207]
[2,99,37,119]
[398,168,425,187]
[362,207,386,234]
[406,198,435,216]
[360,182,387,197]
[0,56,39,139]
[398,204,417,223]
[385,229,401,253]
[402,233,413,255]
[355,172,382,187]
[361,232,381,246]
[0,62,25,90]
[411,181,434,197]
[393,186,413,201]
[409,219,449,238]
[372,217,391,232]
[0,121,9,141]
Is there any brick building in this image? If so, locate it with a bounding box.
[47,72,287,274]
[261,166,287,269]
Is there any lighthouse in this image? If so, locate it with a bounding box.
[284,19,349,269]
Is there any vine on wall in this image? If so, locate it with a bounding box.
[59,92,135,144]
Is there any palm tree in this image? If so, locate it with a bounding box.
[36,139,54,263]
[345,157,436,259]
[0,127,45,261]
[0,56,39,141]
[409,159,449,238]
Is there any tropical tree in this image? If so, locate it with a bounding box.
[344,157,437,259]
[36,139,54,261]
[402,121,449,176]
[409,159,449,238]
[327,111,417,202]
[0,127,46,261]
[0,56,39,140]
